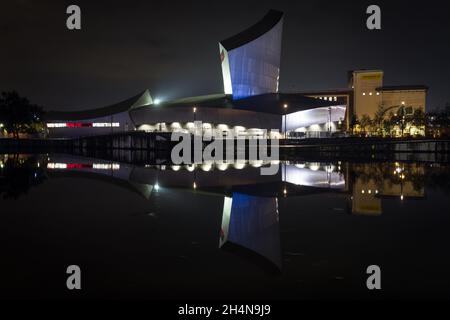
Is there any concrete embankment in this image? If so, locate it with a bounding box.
[1,134,449,156]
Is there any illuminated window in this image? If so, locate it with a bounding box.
[93,123,120,127]
[47,122,119,128]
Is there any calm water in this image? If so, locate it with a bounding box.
[1,153,449,300]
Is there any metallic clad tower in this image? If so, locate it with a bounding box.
[219,10,284,100]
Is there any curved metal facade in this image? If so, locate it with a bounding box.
[220,10,284,100]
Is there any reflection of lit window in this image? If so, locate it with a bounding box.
[93,163,120,170]
[47,163,67,169]
[47,123,66,128]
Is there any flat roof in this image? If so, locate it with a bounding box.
[376,85,429,92]
[132,92,338,115]
[219,10,284,51]
[296,88,353,95]
[351,69,383,74]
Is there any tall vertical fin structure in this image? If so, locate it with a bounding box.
[219,10,284,100]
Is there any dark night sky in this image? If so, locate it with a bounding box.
[1,0,449,111]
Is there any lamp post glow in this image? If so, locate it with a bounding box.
[193,106,197,135]
[283,104,288,139]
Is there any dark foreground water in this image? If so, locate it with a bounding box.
[0,153,449,300]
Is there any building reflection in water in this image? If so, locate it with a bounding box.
[3,153,444,273]
[219,193,281,273]
[349,162,426,216]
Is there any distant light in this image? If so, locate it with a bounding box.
[376,92,380,96]
[154,183,160,191]
[154,99,161,105]
[283,104,288,109]
[193,107,197,113]
[369,92,373,96]
[193,182,197,189]
[362,92,366,96]
[400,194,404,201]
[401,101,405,105]
[283,188,287,195]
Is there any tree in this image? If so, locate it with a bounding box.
[383,112,395,136]
[0,155,47,199]
[411,108,426,127]
[349,114,359,135]
[359,114,372,134]
[373,104,386,136]
[0,91,44,138]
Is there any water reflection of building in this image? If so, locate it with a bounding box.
[42,155,428,219]
[349,162,426,216]
[283,163,345,189]
[351,178,382,216]
[219,193,281,272]
[4,154,437,274]
[42,156,347,272]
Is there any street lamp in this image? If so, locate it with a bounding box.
[283,104,288,139]
[193,106,197,135]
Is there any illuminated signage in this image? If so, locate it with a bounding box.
[47,122,120,128]
[47,163,120,170]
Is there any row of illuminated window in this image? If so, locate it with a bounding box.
[47,122,120,128]
[362,92,380,96]
[47,162,120,170]
[361,189,379,194]
[314,96,338,101]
